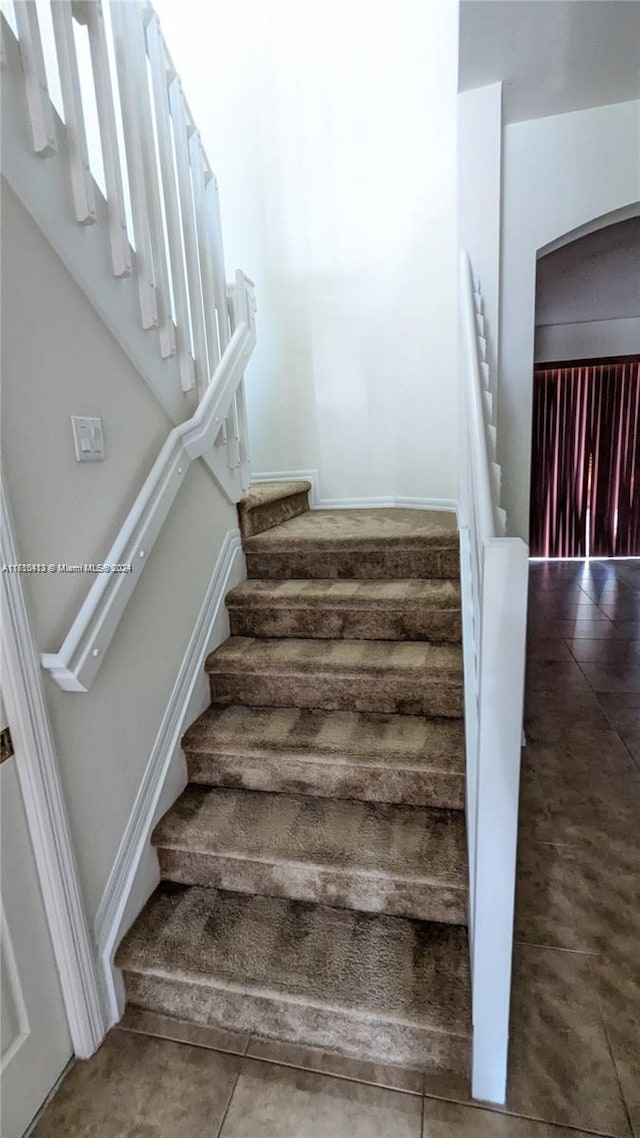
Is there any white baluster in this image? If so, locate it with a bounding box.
[205,173,230,352]
[169,76,208,398]
[50,1,96,224]
[189,132,220,375]
[120,2,175,358]
[145,12,194,391]
[76,0,131,277]
[13,0,56,155]
[109,0,158,331]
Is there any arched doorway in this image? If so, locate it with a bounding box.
[529,215,640,559]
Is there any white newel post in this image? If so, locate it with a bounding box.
[471,537,529,1103]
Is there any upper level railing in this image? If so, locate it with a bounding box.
[2,0,257,690]
[458,251,529,1105]
[6,0,236,403]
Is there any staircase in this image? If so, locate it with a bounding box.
[116,481,471,1077]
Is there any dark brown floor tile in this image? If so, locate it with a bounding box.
[613,621,640,639]
[534,767,640,846]
[506,945,631,1136]
[421,1097,605,1137]
[590,956,640,1138]
[32,1029,241,1138]
[579,661,640,694]
[524,692,612,741]
[555,619,624,639]
[524,734,638,778]
[528,602,608,622]
[119,1007,250,1055]
[525,659,592,693]
[598,602,640,622]
[220,1058,422,1137]
[567,639,640,664]
[245,1036,423,1094]
[598,692,640,711]
[517,764,552,842]
[525,639,573,662]
[514,841,599,952]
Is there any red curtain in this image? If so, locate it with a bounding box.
[530,360,640,558]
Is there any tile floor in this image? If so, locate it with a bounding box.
[32,560,639,1138]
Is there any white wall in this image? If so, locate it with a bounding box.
[499,98,640,539]
[154,0,460,504]
[1,182,238,923]
[458,82,503,388]
[535,318,640,363]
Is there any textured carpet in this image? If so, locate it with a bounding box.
[226,578,462,641]
[206,636,463,717]
[182,705,465,809]
[116,885,471,1071]
[117,486,470,1074]
[238,481,311,538]
[153,786,467,923]
[243,508,459,579]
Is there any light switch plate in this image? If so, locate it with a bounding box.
[71,416,105,462]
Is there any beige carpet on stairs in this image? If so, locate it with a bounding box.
[116,482,471,1077]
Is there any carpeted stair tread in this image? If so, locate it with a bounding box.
[206,636,463,717]
[242,508,459,579]
[243,508,458,551]
[182,705,465,809]
[226,578,461,641]
[152,786,467,923]
[207,636,462,677]
[116,884,471,1069]
[241,481,312,511]
[238,481,312,539]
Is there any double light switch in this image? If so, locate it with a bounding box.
[71,416,105,462]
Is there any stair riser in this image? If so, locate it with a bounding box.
[208,674,463,718]
[185,751,465,810]
[156,848,468,926]
[240,491,310,540]
[246,548,459,580]
[228,605,462,643]
[122,971,470,1074]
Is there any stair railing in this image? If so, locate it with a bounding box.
[458,251,529,1105]
[2,1,256,691]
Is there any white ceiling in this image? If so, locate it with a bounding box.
[459,1,640,124]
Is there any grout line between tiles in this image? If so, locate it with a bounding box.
[238,1042,424,1097]
[514,938,601,957]
[593,691,640,775]
[214,1057,244,1138]
[421,1084,628,1137]
[586,956,636,1138]
[117,1021,251,1060]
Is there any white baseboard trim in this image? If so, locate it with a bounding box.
[251,469,320,506]
[250,473,457,516]
[94,530,245,1023]
[0,483,108,1057]
[318,495,458,512]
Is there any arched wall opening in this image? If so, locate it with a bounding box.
[497,99,640,542]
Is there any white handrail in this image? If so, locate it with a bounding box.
[458,251,529,1105]
[40,273,256,693]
